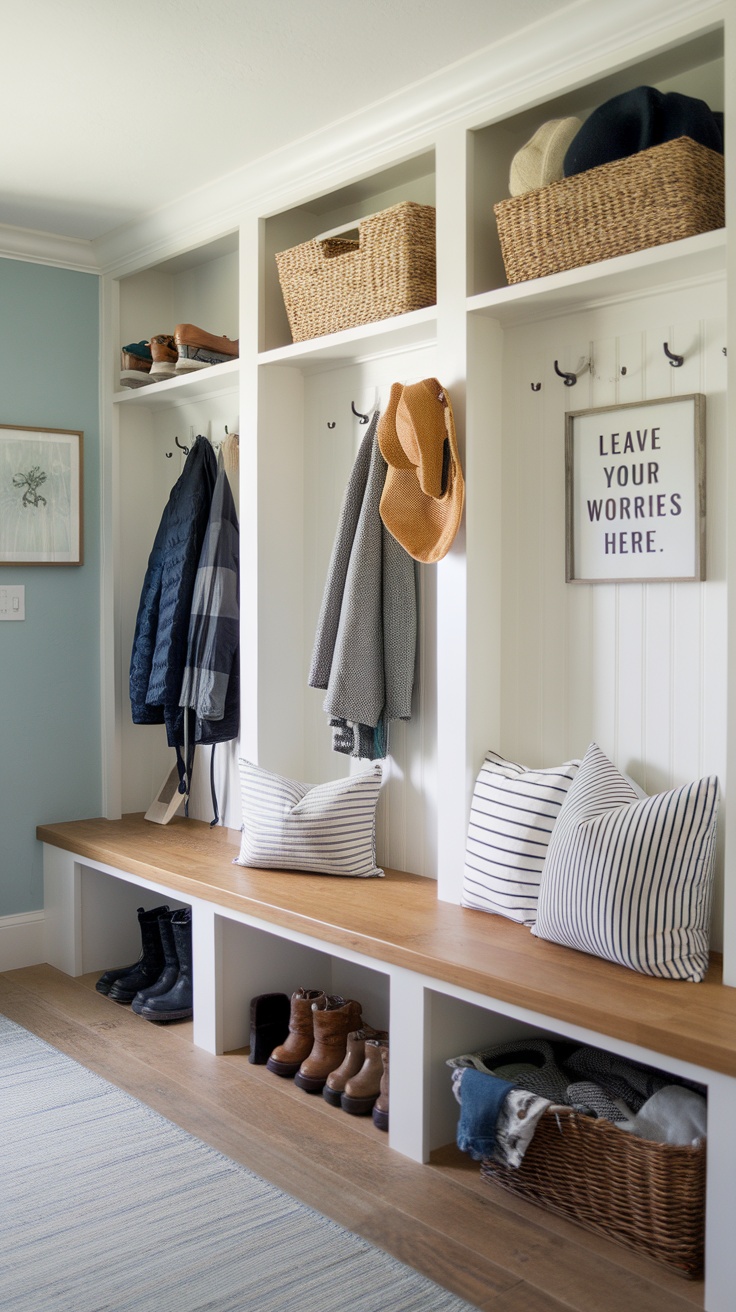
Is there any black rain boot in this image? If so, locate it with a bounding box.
[106,906,170,1004]
[131,911,178,1014]
[96,904,171,995]
[138,907,193,1022]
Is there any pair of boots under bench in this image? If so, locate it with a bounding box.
[96,905,193,1021]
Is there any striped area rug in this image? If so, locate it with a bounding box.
[0,1015,473,1312]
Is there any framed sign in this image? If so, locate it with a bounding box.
[0,424,83,565]
[565,394,705,584]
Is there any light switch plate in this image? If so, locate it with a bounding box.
[0,585,25,620]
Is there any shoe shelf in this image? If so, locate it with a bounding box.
[113,357,240,409]
[467,228,727,328]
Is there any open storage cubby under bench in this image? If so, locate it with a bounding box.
[37,811,736,1072]
[38,813,736,1309]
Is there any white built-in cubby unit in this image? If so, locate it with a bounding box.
[107,233,242,828]
[92,5,736,1306]
[101,15,730,925]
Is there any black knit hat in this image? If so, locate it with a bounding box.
[564,85,724,178]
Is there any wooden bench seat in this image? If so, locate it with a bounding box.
[37,812,736,1079]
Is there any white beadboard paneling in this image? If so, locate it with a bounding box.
[501,281,726,947]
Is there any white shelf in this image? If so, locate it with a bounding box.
[258,305,437,372]
[113,357,240,409]
[468,229,727,326]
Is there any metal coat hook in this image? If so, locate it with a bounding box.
[553,360,578,387]
[351,401,370,424]
[663,342,684,368]
[175,434,190,454]
[165,451,173,458]
[554,356,591,387]
[327,421,336,429]
[531,382,542,391]
[620,366,627,376]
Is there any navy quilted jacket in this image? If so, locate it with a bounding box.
[129,436,218,746]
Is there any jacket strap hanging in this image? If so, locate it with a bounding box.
[209,745,220,827]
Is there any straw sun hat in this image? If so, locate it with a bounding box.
[377,378,465,564]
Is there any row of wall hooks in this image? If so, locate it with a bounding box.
[528,341,708,390]
[531,357,592,390]
[165,425,233,458]
[327,400,372,429]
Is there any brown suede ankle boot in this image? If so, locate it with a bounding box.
[266,988,327,1077]
[323,1027,389,1106]
[294,997,362,1093]
[342,1037,386,1115]
[372,1044,389,1130]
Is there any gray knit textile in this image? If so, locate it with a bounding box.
[564,1046,670,1113]
[447,1037,571,1105]
[308,412,417,759]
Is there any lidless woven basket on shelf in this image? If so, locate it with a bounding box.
[275,201,436,342]
[480,1104,706,1278]
[493,136,724,285]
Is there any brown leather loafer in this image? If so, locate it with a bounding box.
[174,323,239,372]
[149,333,178,379]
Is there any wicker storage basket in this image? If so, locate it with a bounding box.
[275,201,436,342]
[493,136,724,285]
[481,1105,706,1277]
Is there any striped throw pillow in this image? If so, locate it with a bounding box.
[462,751,581,925]
[236,759,384,878]
[532,743,719,981]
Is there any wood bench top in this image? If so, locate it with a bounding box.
[37,812,736,1079]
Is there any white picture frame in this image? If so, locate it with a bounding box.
[0,424,83,565]
[565,394,705,584]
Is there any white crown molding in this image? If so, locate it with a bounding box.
[0,223,98,273]
[92,0,724,278]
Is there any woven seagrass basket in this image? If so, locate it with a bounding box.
[481,1105,706,1277]
[493,135,724,285]
[275,201,436,342]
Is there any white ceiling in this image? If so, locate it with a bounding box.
[2,0,578,242]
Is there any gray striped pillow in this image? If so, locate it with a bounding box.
[532,743,719,981]
[236,759,384,878]
[462,751,581,925]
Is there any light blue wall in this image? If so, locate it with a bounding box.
[0,258,100,916]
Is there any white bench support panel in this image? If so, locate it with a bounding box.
[43,846,82,977]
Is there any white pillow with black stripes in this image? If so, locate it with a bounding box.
[236,759,384,878]
[532,742,719,981]
[462,750,581,925]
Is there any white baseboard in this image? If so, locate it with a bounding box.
[0,911,46,971]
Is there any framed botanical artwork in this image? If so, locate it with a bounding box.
[565,394,705,584]
[0,424,83,565]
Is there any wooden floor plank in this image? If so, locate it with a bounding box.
[428,1145,704,1308]
[1,966,702,1312]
